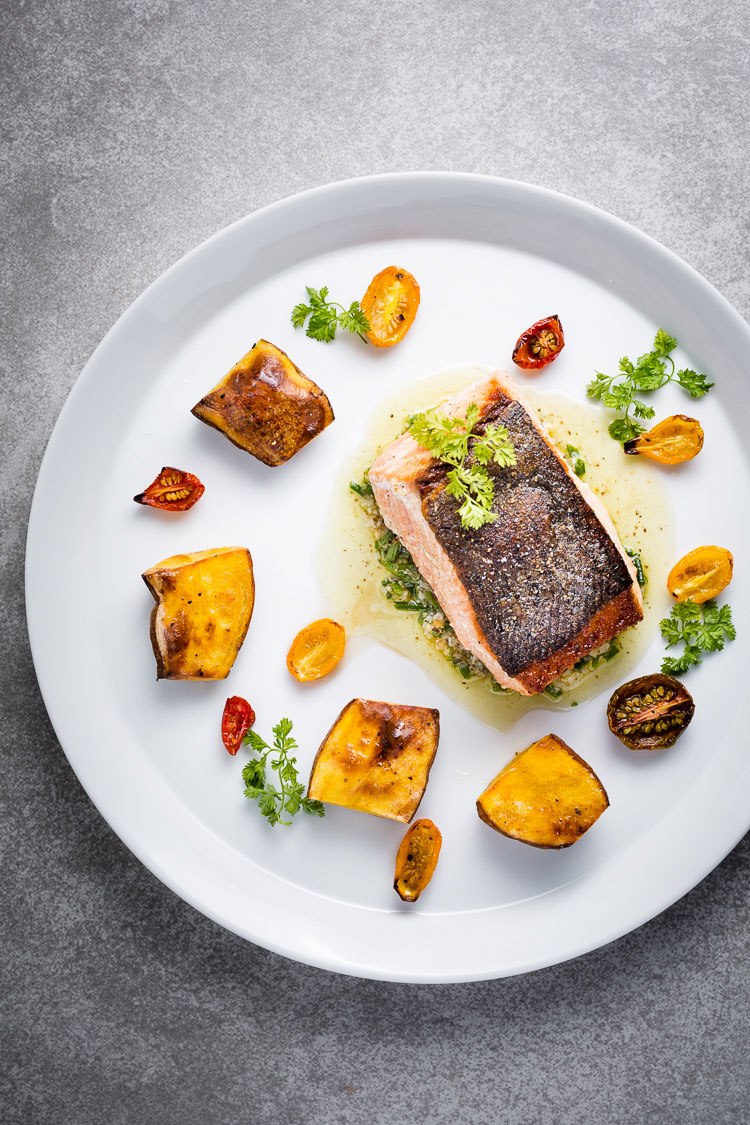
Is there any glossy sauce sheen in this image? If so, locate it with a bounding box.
[320,365,673,731]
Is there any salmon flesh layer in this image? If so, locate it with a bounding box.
[368,371,643,696]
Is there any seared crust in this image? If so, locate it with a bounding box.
[512,587,641,694]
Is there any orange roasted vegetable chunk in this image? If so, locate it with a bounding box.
[142,547,255,680]
[476,734,609,849]
[191,339,334,466]
[667,545,733,604]
[287,618,346,682]
[361,266,420,348]
[394,818,442,902]
[623,414,703,464]
[307,698,440,822]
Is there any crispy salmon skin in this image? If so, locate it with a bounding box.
[368,371,643,695]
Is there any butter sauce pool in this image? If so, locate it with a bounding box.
[320,365,674,731]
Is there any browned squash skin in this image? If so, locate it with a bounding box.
[476,734,609,849]
[307,699,440,823]
[142,547,255,680]
[191,339,334,466]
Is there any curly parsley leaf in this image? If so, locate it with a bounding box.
[660,600,736,675]
[586,330,713,444]
[676,369,714,397]
[291,285,370,343]
[407,404,516,530]
[241,718,325,826]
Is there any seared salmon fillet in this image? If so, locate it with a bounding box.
[368,371,643,695]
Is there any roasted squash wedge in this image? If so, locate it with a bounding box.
[142,547,255,680]
[307,698,440,822]
[191,339,334,466]
[477,734,609,849]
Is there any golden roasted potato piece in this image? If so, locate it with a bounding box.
[394,819,442,902]
[476,734,609,849]
[191,339,334,466]
[142,547,254,680]
[308,699,440,823]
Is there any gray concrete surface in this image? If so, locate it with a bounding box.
[3,1,750,1121]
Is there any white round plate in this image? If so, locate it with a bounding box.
[26,174,750,981]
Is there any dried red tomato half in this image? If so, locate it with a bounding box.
[133,466,205,511]
[221,696,256,755]
[512,315,565,370]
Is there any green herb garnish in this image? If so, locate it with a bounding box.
[660,600,736,675]
[349,478,373,497]
[544,684,563,700]
[407,403,516,530]
[565,444,586,477]
[374,530,440,620]
[291,285,371,343]
[242,718,325,826]
[586,329,713,444]
[626,547,646,589]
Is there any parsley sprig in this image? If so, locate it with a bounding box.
[586,329,713,444]
[242,718,325,826]
[660,600,736,675]
[291,285,371,343]
[407,403,516,530]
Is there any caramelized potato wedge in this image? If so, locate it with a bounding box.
[307,699,440,823]
[477,734,609,849]
[191,339,334,466]
[394,819,442,902]
[142,547,254,680]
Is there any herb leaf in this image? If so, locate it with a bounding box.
[586,330,713,444]
[291,285,371,343]
[565,443,586,477]
[241,718,325,826]
[659,600,736,675]
[625,547,646,589]
[407,405,516,530]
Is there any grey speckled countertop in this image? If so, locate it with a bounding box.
[3,2,750,1122]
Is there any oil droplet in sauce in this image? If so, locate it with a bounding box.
[319,365,674,731]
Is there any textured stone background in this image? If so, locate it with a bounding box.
[3,1,750,1122]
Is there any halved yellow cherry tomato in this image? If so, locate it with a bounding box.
[286,618,346,682]
[667,546,733,603]
[624,415,703,465]
[394,819,442,902]
[361,266,420,348]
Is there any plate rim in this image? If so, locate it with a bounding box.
[25,171,750,982]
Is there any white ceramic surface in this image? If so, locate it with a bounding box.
[26,173,750,981]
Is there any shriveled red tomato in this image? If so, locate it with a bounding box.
[134,466,205,511]
[361,266,420,348]
[512,315,565,370]
[221,695,255,755]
